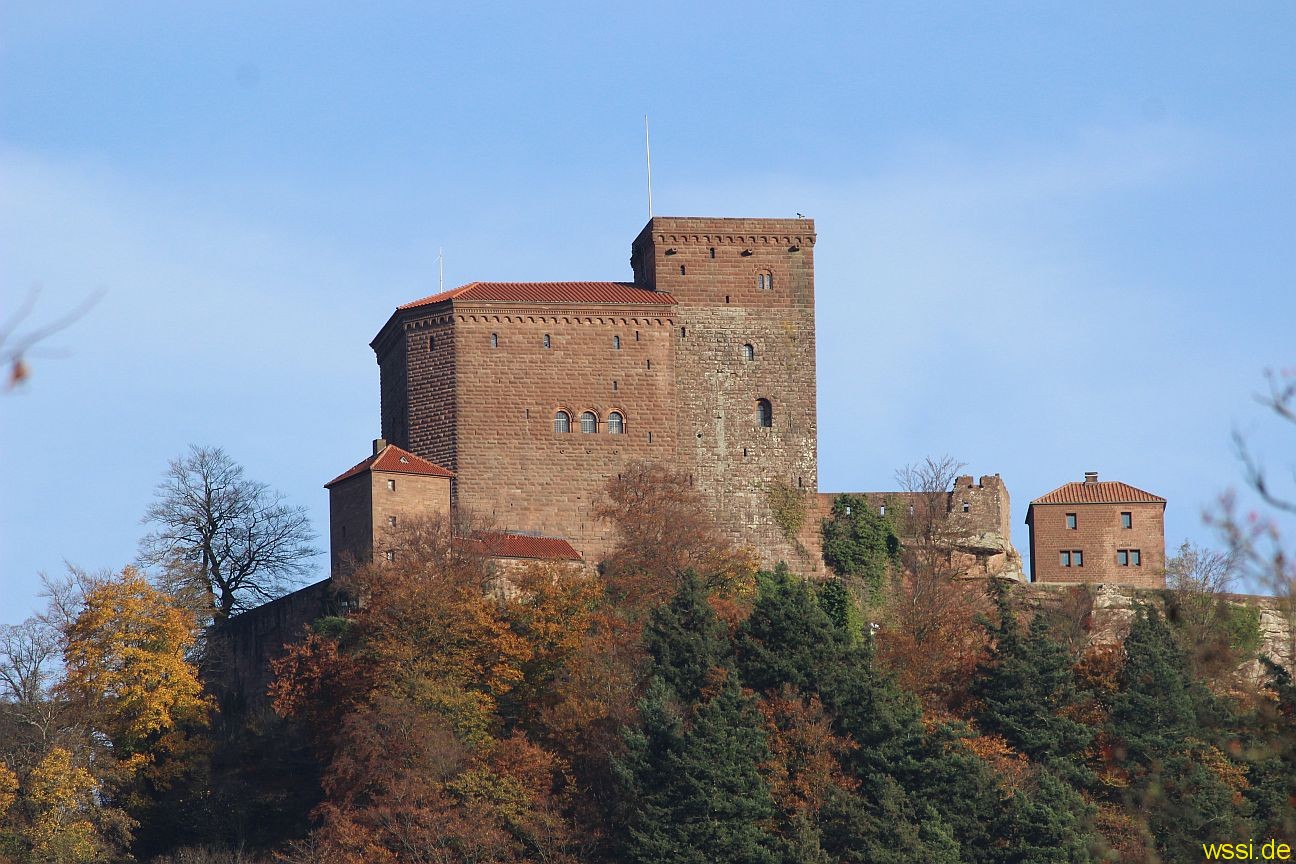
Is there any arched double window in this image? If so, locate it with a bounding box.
[553,411,571,433]
[756,398,773,428]
[608,411,624,434]
[580,411,598,434]
[757,270,773,290]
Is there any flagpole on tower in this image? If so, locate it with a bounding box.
[438,247,444,293]
[644,115,653,219]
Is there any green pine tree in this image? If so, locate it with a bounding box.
[643,570,730,704]
[971,583,1094,784]
[615,672,779,864]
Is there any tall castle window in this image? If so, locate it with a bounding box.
[490,333,499,348]
[756,398,773,428]
[580,411,598,433]
[608,411,624,434]
[758,270,773,290]
[613,335,621,349]
[543,334,552,349]
[742,343,755,361]
[553,411,570,433]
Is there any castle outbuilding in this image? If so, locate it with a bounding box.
[1025,472,1166,587]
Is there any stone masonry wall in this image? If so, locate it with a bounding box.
[633,217,820,572]
[450,304,677,562]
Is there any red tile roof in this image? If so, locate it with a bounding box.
[324,444,454,488]
[397,281,676,310]
[1031,480,1166,506]
[464,532,582,561]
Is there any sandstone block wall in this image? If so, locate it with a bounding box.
[451,305,677,561]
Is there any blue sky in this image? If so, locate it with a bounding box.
[3,2,1295,624]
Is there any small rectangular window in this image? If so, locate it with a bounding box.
[387,479,396,491]
[1121,512,1132,529]
[1131,549,1141,566]
[388,516,397,527]
[1117,550,1128,566]
[385,550,395,562]
[543,334,551,349]
[1065,513,1077,530]
[1073,550,1083,567]
[1060,551,1071,567]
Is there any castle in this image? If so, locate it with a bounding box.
[217,213,1296,709]
[368,217,821,570]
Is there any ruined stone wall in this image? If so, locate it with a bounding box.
[449,304,677,562]
[633,217,820,572]
[815,474,1021,580]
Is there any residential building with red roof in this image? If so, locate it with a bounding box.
[1025,471,1167,587]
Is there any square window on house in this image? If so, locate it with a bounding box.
[1131,549,1141,566]
[387,479,396,491]
[1066,513,1077,530]
[1060,551,1071,567]
[1117,550,1128,566]
[1121,512,1132,529]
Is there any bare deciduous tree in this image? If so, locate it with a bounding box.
[0,619,58,707]
[0,287,101,390]
[1214,367,1296,665]
[881,455,990,713]
[139,446,321,621]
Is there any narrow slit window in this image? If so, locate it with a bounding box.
[680,264,686,275]
[613,335,621,349]
[490,332,498,348]
[543,334,551,349]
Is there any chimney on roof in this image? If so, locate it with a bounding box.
[373,438,387,456]
[1084,471,1098,483]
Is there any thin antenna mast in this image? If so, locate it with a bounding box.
[644,115,653,218]
[438,247,444,293]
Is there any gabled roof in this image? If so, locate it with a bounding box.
[1030,480,1166,506]
[397,281,676,310]
[463,532,582,561]
[324,444,454,488]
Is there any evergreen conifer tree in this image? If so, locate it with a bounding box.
[971,584,1093,783]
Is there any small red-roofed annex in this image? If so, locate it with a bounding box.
[1025,471,1167,587]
